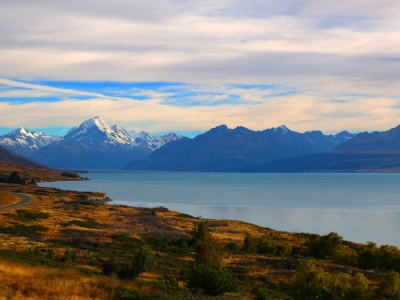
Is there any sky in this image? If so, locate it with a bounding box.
[1,0,400,137]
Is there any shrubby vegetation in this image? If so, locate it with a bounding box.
[61,171,80,178]
[187,222,238,296]
[287,261,370,299]
[0,171,36,185]
[243,234,292,257]
[102,243,156,279]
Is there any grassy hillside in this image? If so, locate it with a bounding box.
[0,145,46,169]
[0,159,86,182]
[0,181,399,299]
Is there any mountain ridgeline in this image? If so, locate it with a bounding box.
[0,145,46,169]
[242,125,400,172]
[3,117,400,172]
[0,117,182,170]
[124,125,354,171]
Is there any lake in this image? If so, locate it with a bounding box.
[39,172,400,247]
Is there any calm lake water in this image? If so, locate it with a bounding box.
[40,172,400,246]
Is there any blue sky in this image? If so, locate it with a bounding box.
[1,1,400,137]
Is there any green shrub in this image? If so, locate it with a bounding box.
[132,243,157,275]
[61,172,80,178]
[288,261,326,299]
[242,235,291,257]
[326,272,369,300]
[307,232,342,258]
[46,248,56,260]
[16,209,50,221]
[188,261,238,296]
[358,242,379,269]
[377,271,400,299]
[332,248,358,267]
[255,287,273,300]
[70,217,100,229]
[192,222,221,266]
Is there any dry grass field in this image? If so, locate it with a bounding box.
[0,191,18,206]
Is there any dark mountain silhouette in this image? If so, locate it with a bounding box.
[241,124,400,172]
[124,125,353,171]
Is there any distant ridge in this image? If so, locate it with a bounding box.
[124,124,354,171]
[241,124,400,172]
[0,145,46,169]
[0,127,61,157]
[333,124,400,154]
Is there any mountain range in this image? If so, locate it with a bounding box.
[3,117,400,172]
[241,125,400,172]
[0,117,182,170]
[124,125,354,171]
[0,128,62,157]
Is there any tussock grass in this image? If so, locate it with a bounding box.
[0,191,18,207]
[0,259,118,300]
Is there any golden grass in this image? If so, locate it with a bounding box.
[0,259,118,300]
[0,190,18,206]
[0,160,86,182]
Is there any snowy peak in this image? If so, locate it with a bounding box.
[65,117,131,145]
[0,127,62,157]
[273,125,290,134]
[64,117,183,150]
[129,130,182,150]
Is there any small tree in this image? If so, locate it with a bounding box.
[132,243,157,275]
[188,221,237,296]
[8,171,24,184]
[193,222,221,266]
[288,261,326,299]
[188,261,238,296]
[308,232,342,258]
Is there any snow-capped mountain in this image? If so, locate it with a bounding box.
[129,130,182,150]
[0,127,62,157]
[30,117,183,169]
[65,116,132,146]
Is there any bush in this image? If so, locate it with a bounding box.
[16,209,50,221]
[377,271,400,299]
[307,232,342,258]
[332,248,358,267]
[255,287,273,300]
[358,242,379,269]
[288,261,326,299]
[192,222,221,266]
[188,221,237,296]
[61,172,80,178]
[288,261,371,300]
[188,261,237,296]
[326,272,369,300]
[132,243,157,275]
[242,235,292,257]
